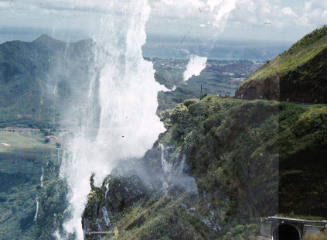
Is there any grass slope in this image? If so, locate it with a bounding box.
[83,96,327,240]
[236,26,327,103]
[0,130,66,240]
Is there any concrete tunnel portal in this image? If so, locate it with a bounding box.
[260,217,327,240]
[274,223,301,240]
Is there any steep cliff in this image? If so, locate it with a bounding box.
[235,26,327,103]
[82,96,327,240]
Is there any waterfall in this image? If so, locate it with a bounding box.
[34,198,39,222]
[101,207,111,227]
[160,144,173,176]
[159,144,198,193]
[105,183,110,198]
[40,167,44,188]
[159,144,172,191]
[58,1,165,239]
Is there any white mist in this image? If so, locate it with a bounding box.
[59,0,165,239]
[183,55,208,81]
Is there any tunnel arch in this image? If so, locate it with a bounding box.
[273,223,301,240]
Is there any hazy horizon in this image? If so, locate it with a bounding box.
[1,0,326,45]
[0,29,292,61]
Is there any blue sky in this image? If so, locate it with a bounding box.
[0,0,326,44]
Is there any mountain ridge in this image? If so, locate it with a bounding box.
[235,25,327,103]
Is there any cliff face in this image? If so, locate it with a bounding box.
[160,96,327,218]
[82,96,327,240]
[235,26,327,103]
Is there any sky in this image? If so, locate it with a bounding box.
[0,0,326,44]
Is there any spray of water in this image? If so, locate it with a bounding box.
[34,198,39,222]
[175,0,237,83]
[183,55,208,81]
[58,0,165,239]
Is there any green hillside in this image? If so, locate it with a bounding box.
[81,27,327,240]
[0,129,66,240]
[0,36,259,130]
[236,25,327,103]
[0,35,95,129]
[1,30,326,240]
[83,96,327,240]
[0,35,94,240]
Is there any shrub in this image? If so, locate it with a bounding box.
[304,230,327,240]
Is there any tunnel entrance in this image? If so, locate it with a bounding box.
[276,224,300,240]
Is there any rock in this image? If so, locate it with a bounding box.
[235,26,327,104]
[82,174,149,238]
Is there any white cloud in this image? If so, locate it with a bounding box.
[0,1,10,9]
[207,0,237,30]
[226,0,326,32]
[159,0,204,8]
[1,0,327,43]
[282,7,297,17]
[151,0,237,39]
[188,0,205,8]
[300,0,327,27]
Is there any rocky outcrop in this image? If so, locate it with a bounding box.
[236,26,327,103]
[235,75,280,100]
[82,174,150,239]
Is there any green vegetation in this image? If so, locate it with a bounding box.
[154,59,260,112]
[161,96,279,224]
[245,38,327,82]
[241,26,327,83]
[278,103,327,215]
[0,130,57,153]
[84,95,327,239]
[1,31,326,240]
[0,36,261,240]
[0,35,94,130]
[85,173,260,240]
[104,194,214,240]
[304,229,327,240]
[288,25,327,53]
[163,96,327,218]
[236,25,327,103]
[0,130,66,240]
